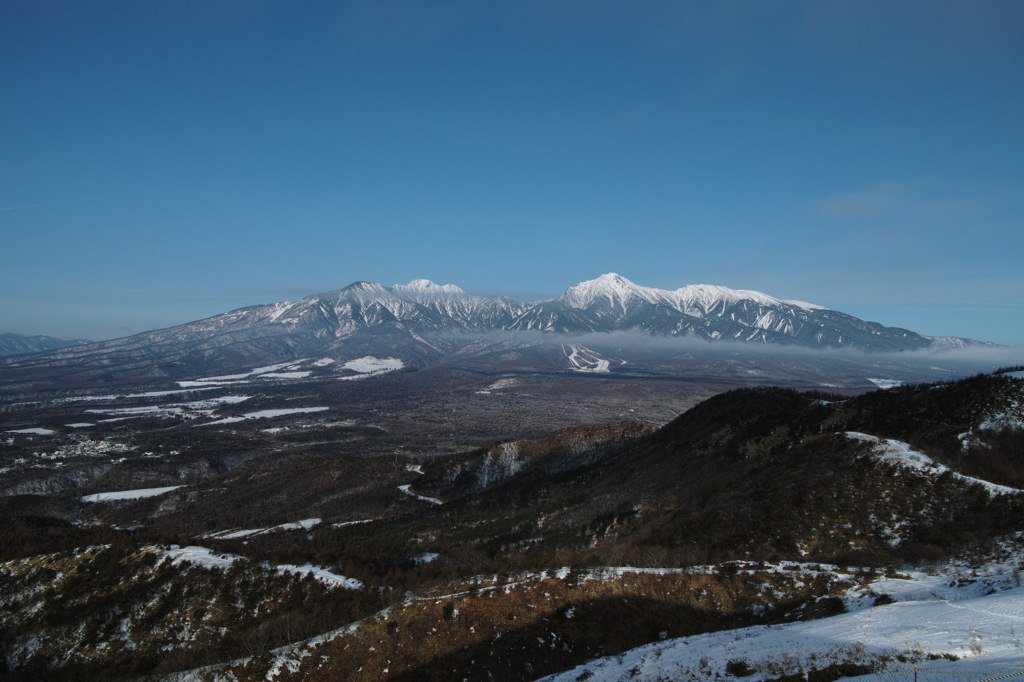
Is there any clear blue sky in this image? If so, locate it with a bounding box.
[2,1,1022,345]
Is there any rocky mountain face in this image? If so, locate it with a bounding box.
[0,274,981,384]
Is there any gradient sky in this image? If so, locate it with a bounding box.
[2,1,1022,345]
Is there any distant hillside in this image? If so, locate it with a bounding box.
[0,333,89,356]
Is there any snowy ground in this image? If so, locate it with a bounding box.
[81,485,183,503]
[848,432,1020,496]
[177,356,403,388]
[540,545,1024,682]
[167,541,1024,682]
[338,356,404,380]
[159,545,362,589]
[397,483,443,505]
[200,518,322,540]
[867,378,905,389]
[198,407,329,426]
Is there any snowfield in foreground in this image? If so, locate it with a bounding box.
[184,539,1024,682]
[541,546,1024,682]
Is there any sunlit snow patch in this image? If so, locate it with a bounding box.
[398,484,442,505]
[160,546,362,589]
[83,395,251,421]
[162,545,246,570]
[198,406,329,426]
[339,356,404,380]
[413,552,439,565]
[275,563,363,589]
[82,485,183,503]
[178,361,315,388]
[847,432,1019,496]
[867,378,905,389]
[201,518,321,540]
[6,428,56,435]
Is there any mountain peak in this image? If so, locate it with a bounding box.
[393,279,466,296]
[558,273,654,308]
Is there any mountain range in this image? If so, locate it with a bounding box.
[0,333,90,357]
[0,274,984,385]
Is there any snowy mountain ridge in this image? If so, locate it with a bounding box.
[557,273,797,314]
[0,273,989,382]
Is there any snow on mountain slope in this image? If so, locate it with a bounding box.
[0,274,987,382]
[847,432,1021,496]
[557,273,814,315]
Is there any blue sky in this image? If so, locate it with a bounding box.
[2,1,1022,345]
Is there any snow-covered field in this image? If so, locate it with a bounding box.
[539,547,1024,682]
[81,485,183,503]
[84,396,249,419]
[5,427,56,435]
[176,356,404,388]
[338,356,404,380]
[198,407,329,426]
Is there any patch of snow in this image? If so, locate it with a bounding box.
[7,428,56,435]
[82,485,183,503]
[258,371,311,379]
[161,545,246,570]
[339,356,404,379]
[201,518,322,540]
[313,358,336,367]
[398,484,443,505]
[541,549,1024,682]
[867,378,905,389]
[276,563,363,589]
[847,432,1020,495]
[413,552,439,566]
[331,519,375,528]
[198,407,329,426]
[159,546,361,590]
[65,423,95,428]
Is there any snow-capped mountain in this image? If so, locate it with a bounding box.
[0,275,982,382]
[510,273,936,348]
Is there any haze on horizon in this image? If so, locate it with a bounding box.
[1,1,1022,346]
